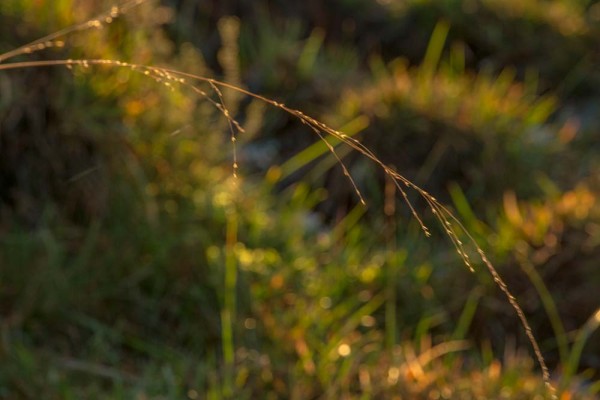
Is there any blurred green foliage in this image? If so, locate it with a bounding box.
[1,0,600,398]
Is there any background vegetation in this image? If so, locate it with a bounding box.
[1,0,599,398]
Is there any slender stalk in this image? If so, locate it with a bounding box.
[222,200,238,398]
[385,173,398,350]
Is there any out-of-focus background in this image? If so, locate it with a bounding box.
[1,0,599,398]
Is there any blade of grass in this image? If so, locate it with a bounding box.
[561,308,600,393]
[222,196,238,398]
[279,115,368,181]
[516,252,568,366]
[452,287,482,342]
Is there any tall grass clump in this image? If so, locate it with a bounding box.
[2,1,599,398]
[0,0,551,393]
[376,0,600,96]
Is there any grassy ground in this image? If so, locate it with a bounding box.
[1,0,600,398]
